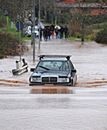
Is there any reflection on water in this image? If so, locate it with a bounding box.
[0,96,73,110]
[36,97,71,109]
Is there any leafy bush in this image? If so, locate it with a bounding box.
[0,32,27,58]
[86,35,94,41]
[95,28,107,44]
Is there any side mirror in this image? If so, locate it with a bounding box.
[72,69,77,73]
[30,68,35,72]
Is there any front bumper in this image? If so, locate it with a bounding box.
[29,76,73,86]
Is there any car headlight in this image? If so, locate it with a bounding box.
[58,77,69,82]
[30,77,41,82]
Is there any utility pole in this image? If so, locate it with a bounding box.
[38,0,41,50]
[54,0,57,25]
[18,7,22,62]
[32,0,36,62]
[81,17,85,45]
[79,1,85,45]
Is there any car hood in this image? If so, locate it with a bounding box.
[31,71,69,77]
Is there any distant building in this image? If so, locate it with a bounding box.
[56,1,107,16]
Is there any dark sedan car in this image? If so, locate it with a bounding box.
[29,55,77,86]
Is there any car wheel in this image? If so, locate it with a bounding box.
[68,79,73,87]
[73,75,77,86]
[70,77,77,87]
[71,79,74,86]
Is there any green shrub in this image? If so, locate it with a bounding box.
[95,28,107,44]
[86,32,96,41]
[0,32,27,58]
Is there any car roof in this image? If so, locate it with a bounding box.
[39,55,71,61]
[40,58,67,61]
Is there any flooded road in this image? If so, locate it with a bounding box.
[0,39,107,88]
[0,94,107,130]
[0,39,107,130]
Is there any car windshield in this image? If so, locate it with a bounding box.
[36,60,70,72]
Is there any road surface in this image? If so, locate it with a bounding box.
[0,39,107,130]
